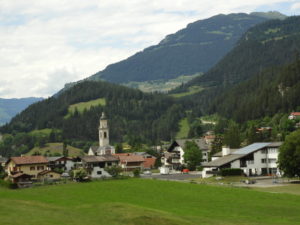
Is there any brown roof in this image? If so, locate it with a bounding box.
[143,158,156,169]
[291,112,300,116]
[9,156,48,165]
[82,155,119,163]
[11,173,32,178]
[115,154,145,163]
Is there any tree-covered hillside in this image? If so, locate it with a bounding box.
[89,13,276,84]
[0,97,43,125]
[182,16,300,89]
[0,81,187,147]
[209,58,300,122]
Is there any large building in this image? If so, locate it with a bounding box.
[202,142,282,178]
[88,112,115,156]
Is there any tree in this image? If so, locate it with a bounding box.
[63,141,69,157]
[278,129,300,177]
[223,123,241,148]
[183,141,202,171]
[71,168,88,182]
[210,135,223,160]
[105,165,123,177]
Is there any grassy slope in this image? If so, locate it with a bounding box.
[26,143,84,157]
[175,118,189,139]
[66,98,106,117]
[169,86,204,98]
[1,179,300,225]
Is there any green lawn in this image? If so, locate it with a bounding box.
[66,98,106,118]
[26,142,85,157]
[169,86,204,98]
[1,179,300,225]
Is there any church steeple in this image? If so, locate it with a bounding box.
[99,112,109,147]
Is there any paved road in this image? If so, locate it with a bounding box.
[141,173,201,181]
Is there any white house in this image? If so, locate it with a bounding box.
[81,155,119,178]
[288,112,300,120]
[161,138,210,170]
[88,112,115,156]
[202,142,282,178]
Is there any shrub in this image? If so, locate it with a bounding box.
[105,166,123,178]
[220,168,243,176]
[133,169,140,177]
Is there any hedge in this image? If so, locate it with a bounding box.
[220,168,243,176]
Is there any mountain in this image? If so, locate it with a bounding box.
[0,81,187,147]
[182,15,300,89]
[88,12,283,85]
[210,58,300,122]
[0,97,43,125]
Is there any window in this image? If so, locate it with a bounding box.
[261,149,267,154]
[30,166,35,171]
[107,162,112,166]
[50,175,53,178]
[268,148,278,153]
[37,166,44,170]
[104,132,107,138]
[97,171,102,175]
[261,158,267,163]
[247,160,254,165]
[268,158,277,163]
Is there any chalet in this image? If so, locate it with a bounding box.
[88,112,115,156]
[47,156,75,172]
[161,139,210,170]
[202,142,282,178]
[6,155,49,180]
[133,152,157,169]
[288,112,300,120]
[81,155,119,178]
[114,153,145,171]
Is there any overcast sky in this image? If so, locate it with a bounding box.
[1,0,299,98]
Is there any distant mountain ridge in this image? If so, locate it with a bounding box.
[0,97,43,125]
[88,12,284,84]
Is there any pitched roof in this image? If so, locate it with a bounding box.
[115,154,145,163]
[89,145,115,154]
[168,138,209,152]
[82,155,119,163]
[11,172,32,178]
[212,149,238,157]
[9,156,48,165]
[234,143,271,155]
[203,154,245,167]
[290,112,300,116]
[143,158,156,169]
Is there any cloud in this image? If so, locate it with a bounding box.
[0,0,297,98]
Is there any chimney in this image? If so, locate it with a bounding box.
[222,146,230,156]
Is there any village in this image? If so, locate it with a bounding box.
[1,111,299,189]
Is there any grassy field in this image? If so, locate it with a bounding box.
[169,86,204,98]
[175,118,189,139]
[26,142,85,157]
[1,179,300,225]
[66,98,106,118]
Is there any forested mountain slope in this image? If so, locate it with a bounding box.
[89,13,276,84]
[0,97,43,125]
[183,16,300,89]
[209,59,300,122]
[0,81,187,144]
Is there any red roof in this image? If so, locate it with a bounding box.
[143,157,156,169]
[291,112,300,116]
[10,156,48,165]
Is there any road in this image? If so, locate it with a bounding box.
[141,173,202,181]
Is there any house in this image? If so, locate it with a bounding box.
[81,155,119,178]
[88,112,115,156]
[133,152,157,169]
[161,139,210,170]
[114,153,145,171]
[47,156,75,172]
[202,142,282,178]
[37,170,61,181]
[288,112,300,120]
[5,155,49,180]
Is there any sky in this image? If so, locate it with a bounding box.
[0,0,300,98]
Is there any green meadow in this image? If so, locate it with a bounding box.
[1,179,300,225]
[65,98,106,118]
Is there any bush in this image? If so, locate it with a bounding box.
[219,168,243,176]
[0,179,18,189]
[133,169,140,177]
[105,166,123,178]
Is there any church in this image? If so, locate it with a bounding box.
[88,112,115,156]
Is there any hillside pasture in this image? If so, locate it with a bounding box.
[0,179,300,225]
[66,98,106,118]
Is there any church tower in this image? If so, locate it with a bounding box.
[99,112,109,147]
